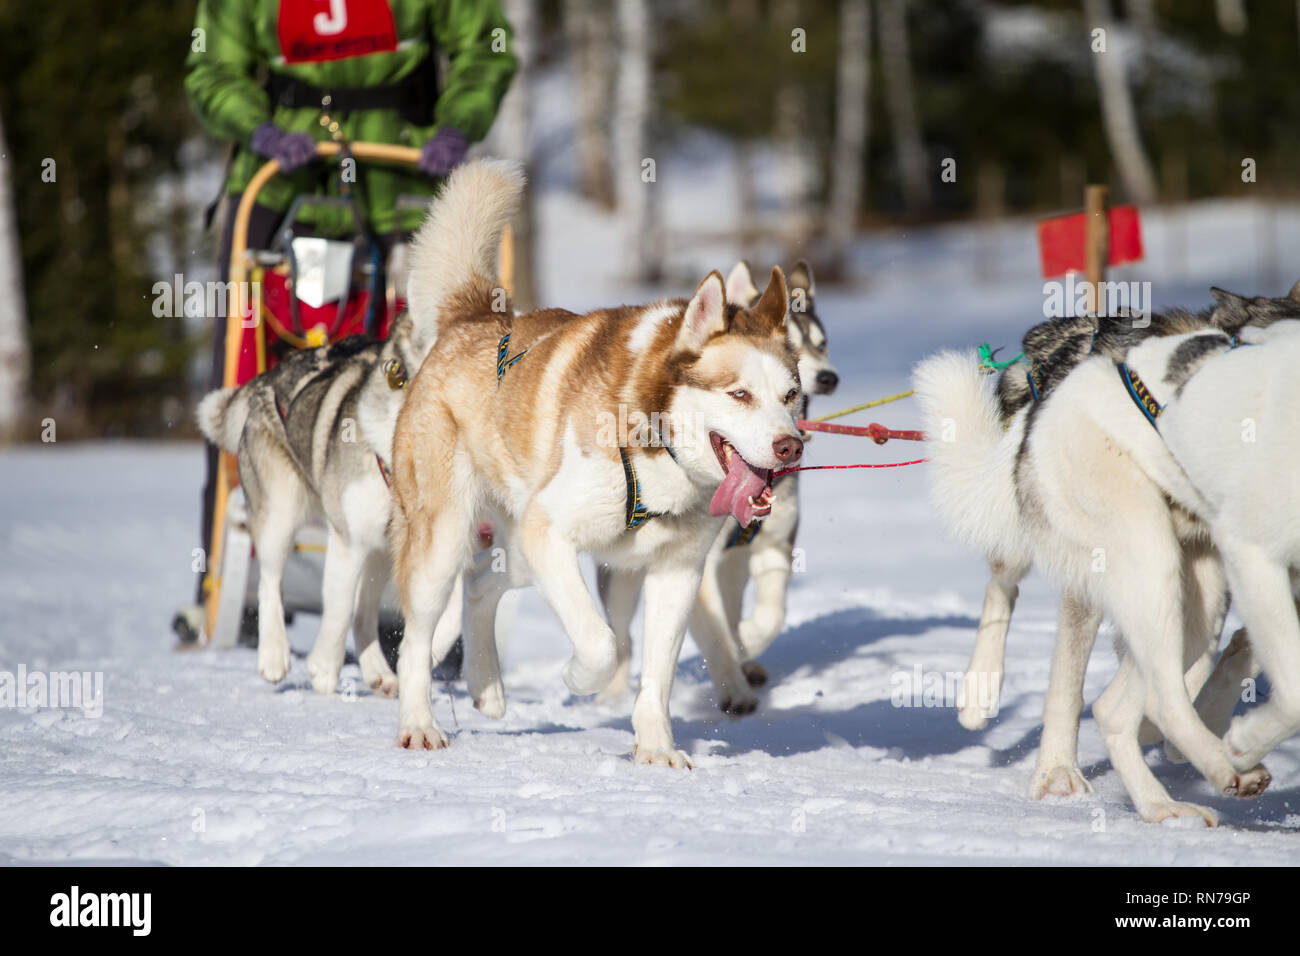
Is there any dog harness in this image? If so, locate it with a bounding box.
[1116,361,1163,428]
[496,332,529,384]
[620,428,680,532]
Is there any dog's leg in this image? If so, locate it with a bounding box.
[394,509,468,750]
[1106,535,1269,800]
[1222,544,1300,769]
[1162,545,1230,761]
[596,565,643,703]
[736,541,792,661]
[246,456,309,685]
[958,558,1028,730]
[430,574,465,671]
[1029,588,1099,798]
[306,528,367,695]
[1093,654,1218,826]
[1192,628,1258,738]
[517,508,618,696]
[463,548,513,719]
[690,548,758,717]
[633,561,702,768]
[354,549,397,697]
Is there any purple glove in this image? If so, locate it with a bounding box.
[418,128,469,178]
[250,122,318,172]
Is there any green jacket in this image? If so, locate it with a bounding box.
[186,0,516,236]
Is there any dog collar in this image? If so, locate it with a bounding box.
[1116,361,1163,429]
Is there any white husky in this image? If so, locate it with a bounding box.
[915,343,1272,824]
[1122,322,1300,773]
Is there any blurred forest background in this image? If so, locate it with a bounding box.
[0,0,1297,439]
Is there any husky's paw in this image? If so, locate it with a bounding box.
[1223,765,1270,799]
[396,719,448,751]
[562,647,617,697]
[742,661,768,688]
[1028,765,1092,799]
[957,705,990,732]
[1141,801,1217,827]
[633,744,694,769]
[720,691,759,717]
[1224,720,1269,773]
[358,644,397,698]
[306,653,342,695]
[474,682,506,720]
[258,638,292,684]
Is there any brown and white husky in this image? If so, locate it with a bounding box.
[597,259,838,715]
[388,159,804,766]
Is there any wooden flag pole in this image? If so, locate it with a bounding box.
[1084,184,1109,316]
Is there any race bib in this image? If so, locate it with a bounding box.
[277,0,398,64]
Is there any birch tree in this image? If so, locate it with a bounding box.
[562,0,616,209]
[1083,0,1158,205]
[826,0,871,270]
[495,0,538,310]
[0,106,31,442]
[614,0,661,282]
[878,0,928,213]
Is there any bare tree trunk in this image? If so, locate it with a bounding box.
[878,0,928,214]
[1082,0,1158,205]
[826,0,871,271]
[563,0,616,209]
[0,107,31,442]
[495,0,539,310]
[614,0,661,282]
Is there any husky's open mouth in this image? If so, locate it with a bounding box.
[709,431,775,528]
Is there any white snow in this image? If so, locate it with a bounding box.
[4,188,1300,864]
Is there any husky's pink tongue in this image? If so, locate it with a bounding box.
[710,452,770,527]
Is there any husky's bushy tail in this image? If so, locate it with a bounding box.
[196,387,250,453]
[912,350,1027,563]
[406,159,526,334]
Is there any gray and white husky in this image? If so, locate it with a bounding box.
[196,299,461,696]
[597,259,838,714]
[915,286,1300,824]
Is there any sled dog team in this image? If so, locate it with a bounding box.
[199,159,836,767]
[201,157,1300,823]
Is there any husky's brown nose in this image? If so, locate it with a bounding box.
[773,435,803,463]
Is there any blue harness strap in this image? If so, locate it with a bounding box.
[618,426,679,533]
[496,332,528,384]
[620,447,658,531]
[1117,361,1163,428]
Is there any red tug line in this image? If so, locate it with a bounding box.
[778,419,929,477]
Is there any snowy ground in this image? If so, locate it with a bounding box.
[4,193,1300,865]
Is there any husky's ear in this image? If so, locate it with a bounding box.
[751,266,789,334]
[676,271,728,355]
[1289,279,1300,302]
[1210,287,1246,309]
[725,260,759,306]
[788,260,815,295]
[1209,286,1249,328]
[788,260,815,315]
